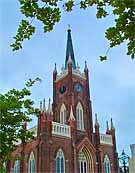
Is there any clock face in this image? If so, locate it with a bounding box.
[59,85,66,94]
[75,83,82,92]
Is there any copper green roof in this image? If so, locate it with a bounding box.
[65,29,76,69]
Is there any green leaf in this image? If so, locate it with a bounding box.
[100,55,107,61]
[0,79,40,164]
[65,0,74,12]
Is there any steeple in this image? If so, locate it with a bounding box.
[65,27,76,70]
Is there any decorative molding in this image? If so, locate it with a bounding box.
[56,68,86,82]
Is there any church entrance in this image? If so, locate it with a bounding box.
[78,146,94,173]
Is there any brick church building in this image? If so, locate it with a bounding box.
[8,29,119,173]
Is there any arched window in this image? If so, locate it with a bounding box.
[13,160,19,173]
[104,155,111,173]
[29,152,35,173]
[60,104,66,124]
[56,149,65,173]
[79,151,87,173]
[76,102,84,130]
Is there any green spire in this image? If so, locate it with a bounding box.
[65,28,76,69]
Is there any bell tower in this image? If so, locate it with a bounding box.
[52,28,93,141]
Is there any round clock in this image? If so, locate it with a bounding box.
[59,85,66,94]
[75,83,82,92]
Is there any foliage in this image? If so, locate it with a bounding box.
[0,166,6,173]
[11,0,135,60]
[0,78,41,166]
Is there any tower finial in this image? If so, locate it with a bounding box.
[111,118,115,130]
[40,101,42,112]
[47,98,52,113]
[43,98,46,112]
[94,113,100,133]
[106,121,110,134]
[84,60,88,71]
[95,113,99,127]
[53,63,57,74]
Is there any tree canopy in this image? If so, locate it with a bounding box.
[0,78,40,167]
[11,0,135,60]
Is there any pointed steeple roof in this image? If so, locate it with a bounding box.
[65,28,76,70]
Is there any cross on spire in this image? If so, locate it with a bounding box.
[68,24,71,30]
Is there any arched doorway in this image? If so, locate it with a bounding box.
[78,146,94,173]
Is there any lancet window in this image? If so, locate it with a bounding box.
[104,155,111,173]
[60,104,66,124]
[76,102,84,130]
[28,152,35,173]
[56,149,65,173]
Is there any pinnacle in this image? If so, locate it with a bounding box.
[69,105,75,121]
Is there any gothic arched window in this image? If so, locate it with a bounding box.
[79,151,87,173]
[60,104,66,124]
[104,155,111,173]
[76,102,84,130]
[13,160,19,173]
[56,149,65,173]
[28,152,35,173]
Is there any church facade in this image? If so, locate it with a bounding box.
[8,29,119,173]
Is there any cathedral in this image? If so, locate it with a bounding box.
[8,29,119,173]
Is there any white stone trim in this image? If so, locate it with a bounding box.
[100,134,113,145]
[52,121,71,138]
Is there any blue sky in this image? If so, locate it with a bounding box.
[1,1,135,157]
